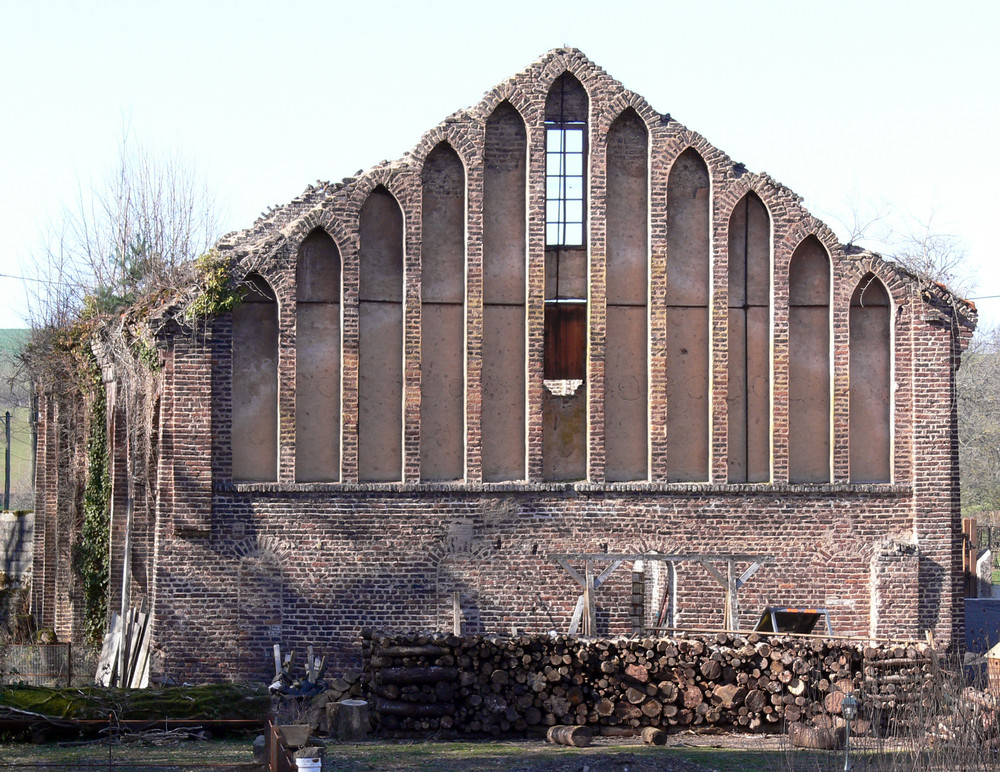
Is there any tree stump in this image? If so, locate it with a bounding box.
[329,699,369,741]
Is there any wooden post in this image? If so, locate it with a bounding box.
[452,591,461,635]
[726,560,738,629]
[584,561,596,637]
[964,518,978,598]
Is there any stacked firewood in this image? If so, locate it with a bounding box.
[860,644,939,712]
[362,631,937,736]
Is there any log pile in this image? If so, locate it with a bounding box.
[859,644,939,715]
[362,630,938,737]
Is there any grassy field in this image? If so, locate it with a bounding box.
[0,734,925,772]
[0,329,32,511]
[0,736,815,772]
[0,736,260,771]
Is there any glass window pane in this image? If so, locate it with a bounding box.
[566,154,583,176]
[565,223,583,245]
[546,200,563,222]
[565,177,583,199]
[565,129,583,153]
[547,129,564,152]
[547,223,561,244]
[547,177,563,199]
[547,153,563,176]
[566,200,583,223]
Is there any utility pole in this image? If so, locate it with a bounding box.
[4,410,10,511]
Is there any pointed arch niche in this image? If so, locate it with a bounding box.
[295,228,341,482]
[232,274,278,482]
[482,101,527,481]
[358,186,404,482]
[788,236,831,483]
[727,192,771,483]
[605,107,648,482]
[420,142,466,481]
[666,148,710,482]
[543,71,589,481]
[849,274,892,483]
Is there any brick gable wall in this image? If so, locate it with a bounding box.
[30,49,974,680]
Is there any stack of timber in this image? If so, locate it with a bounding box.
[858,644,940,729]
[362,631,938,737]
[93,609,151,688]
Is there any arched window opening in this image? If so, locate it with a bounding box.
[295,228,341,482]
[666,148,711,482]
[420,142,466,481]
[232,274,278,482]
[727,192,771,483]
[543,72,588,481]
[788,236,831,483]
[849,275,892,482]
[358,186,404,482]
[482,101,527,481]
[605,107,648,482]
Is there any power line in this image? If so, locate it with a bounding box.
[0,271,91,289]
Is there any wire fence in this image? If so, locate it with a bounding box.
[1,643,100,687]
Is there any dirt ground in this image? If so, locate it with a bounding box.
[0,729,870,772]
[319,731,808,772]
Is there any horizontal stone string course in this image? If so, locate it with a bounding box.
[362,631,937,736]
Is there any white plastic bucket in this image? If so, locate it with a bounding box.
[295,759,321,772]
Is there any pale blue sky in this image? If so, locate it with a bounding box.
[1,0,997,327]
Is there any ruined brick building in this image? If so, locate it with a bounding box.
[31,49,975,680]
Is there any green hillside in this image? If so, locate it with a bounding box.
[0,329,33,510]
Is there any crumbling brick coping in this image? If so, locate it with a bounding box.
[222,482,912,496]
[361,630,937,737]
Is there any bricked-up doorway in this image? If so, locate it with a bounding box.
[436,556,482,635]
[237,560,283,679]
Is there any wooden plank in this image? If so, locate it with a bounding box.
[452,591,461,635]
[273,645,282,679]
[647,625,928,645]
[93,613,119,687]
[550,552,773,563]
[568,594,585,635]
[129,613,153,689]
[594,560,623,588]
[584,561,596,637]
[102,614,123,688]
[554,557,586,588]
[736,561,764,589]
[698,560,728,588]
[126,611,148,688]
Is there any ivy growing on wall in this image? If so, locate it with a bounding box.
[74,366,111,646]
[186,249,244,320]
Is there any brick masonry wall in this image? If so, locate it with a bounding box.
[30,48,975,678]
[149,485,916,680]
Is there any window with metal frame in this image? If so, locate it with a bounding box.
[545,124,586,247]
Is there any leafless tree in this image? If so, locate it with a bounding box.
[26,130,220,329]
[958,326,1000,516]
